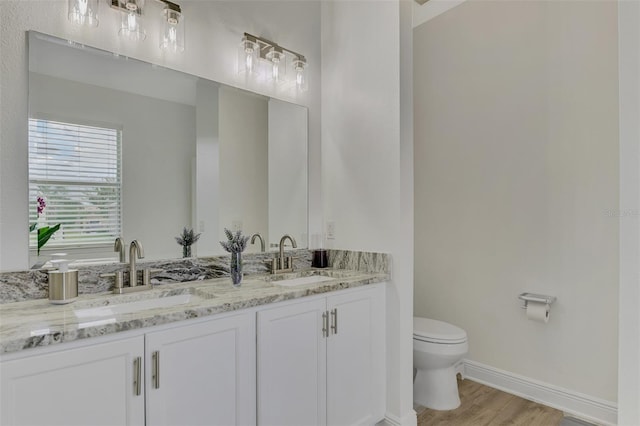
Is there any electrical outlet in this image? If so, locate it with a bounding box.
[232,220,243,232]
[326,221,335,240]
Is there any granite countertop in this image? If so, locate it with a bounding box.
[0,268,388,356]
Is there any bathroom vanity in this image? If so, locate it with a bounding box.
[0,272,386,426]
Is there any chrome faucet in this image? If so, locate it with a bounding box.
[129,240,145,287]
[99,240,156,293]
[271,234,297,273]
[250,233,266,252]
[114,237,126,263]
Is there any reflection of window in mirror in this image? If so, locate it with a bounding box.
[28,117,122,253]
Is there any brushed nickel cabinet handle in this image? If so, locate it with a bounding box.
[152,351,160,389]
[322,311,328,338]
[330,308,338,335]
[133,356,142,396]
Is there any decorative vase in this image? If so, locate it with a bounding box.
[230,251,243,287]
[183,245,192,258]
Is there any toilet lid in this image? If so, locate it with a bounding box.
[413,317,467,344]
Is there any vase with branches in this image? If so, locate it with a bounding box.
[175,227,201,258]
[220,228,249,287]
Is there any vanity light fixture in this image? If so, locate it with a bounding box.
[239,34,259,74]
[68,0,185,51]
[114,0,146,41]
[68,0,100,27]
[159,1,184,52]
[238,32,308,91]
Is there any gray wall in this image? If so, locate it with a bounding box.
[413,1,619,402]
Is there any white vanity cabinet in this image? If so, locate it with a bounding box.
[257,283,386,426]
[145,312,256,426]
[0,335,146,426]
[0,311,256,426]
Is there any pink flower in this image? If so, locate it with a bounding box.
[37,196,46,215]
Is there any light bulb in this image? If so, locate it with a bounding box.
[168,26,177,43]
[68,0,98,27]
[272,60,280,81]
[245,53,254,73]
[127,13,137,32]
[78,0,88,16]
[296,69,304,86]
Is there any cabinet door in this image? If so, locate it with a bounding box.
[257,298,327,426]
[327,285,385,426]
[145,312,256,426]
[0,335,145,426]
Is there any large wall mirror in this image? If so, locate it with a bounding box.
[27,32,308,266]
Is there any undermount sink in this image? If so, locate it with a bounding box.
[266,269,361,287]
[73,287,215,319]
[271,275,335,287]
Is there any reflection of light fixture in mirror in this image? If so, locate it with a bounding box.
[117,0,146,41]
[239,32,309,91]
[160,1,184,52]
[238,34,259,75]
[68,0,99,27]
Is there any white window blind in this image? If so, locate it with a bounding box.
[28,118,122,249]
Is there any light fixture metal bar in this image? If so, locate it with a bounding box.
[244,32,306,62]
[158,0,181,13]
[111,0,181,14]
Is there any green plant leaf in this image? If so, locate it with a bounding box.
[37,224,61,255]
[29,223,37,232]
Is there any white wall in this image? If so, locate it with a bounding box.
[618,0,640,423]
[29,73,195,261]
[268,99,308,249]
[321,1,415,424]
[218,86,268,247]
[0,0,321,271]
[414,0,619,405]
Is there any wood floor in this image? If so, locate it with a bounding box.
[415,378,564,426]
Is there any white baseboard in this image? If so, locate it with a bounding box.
[382,409,417,426]
[463,360,617,426]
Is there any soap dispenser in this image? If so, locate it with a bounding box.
[48,256,78,304]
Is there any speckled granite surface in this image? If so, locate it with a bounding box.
[0,250,314,304]
[0,268,389,355]
[0,249,389,304]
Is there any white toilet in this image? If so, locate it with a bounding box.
[413,317,468,410]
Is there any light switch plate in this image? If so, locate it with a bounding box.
[326,221,335,240]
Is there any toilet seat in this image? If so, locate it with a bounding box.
[414,317,467,345]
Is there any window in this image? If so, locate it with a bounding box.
[28,117,122,249]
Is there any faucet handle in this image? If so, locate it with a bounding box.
[141,268,163,286]
[100,271,124,291]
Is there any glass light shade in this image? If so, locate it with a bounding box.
[265,47,285,83]
[68,0,99,27]
[238,37,259,75]
[292,58,308,91]
[160,8,184,52]
[118,0,146,41]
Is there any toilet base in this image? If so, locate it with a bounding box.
[413,366,461,410]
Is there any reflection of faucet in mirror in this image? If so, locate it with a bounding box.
[250,233,265,252]
[129,240,144,287]
[271,234,297,274]
[114,237,126,263]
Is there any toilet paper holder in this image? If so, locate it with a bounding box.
[518,292,556,309]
